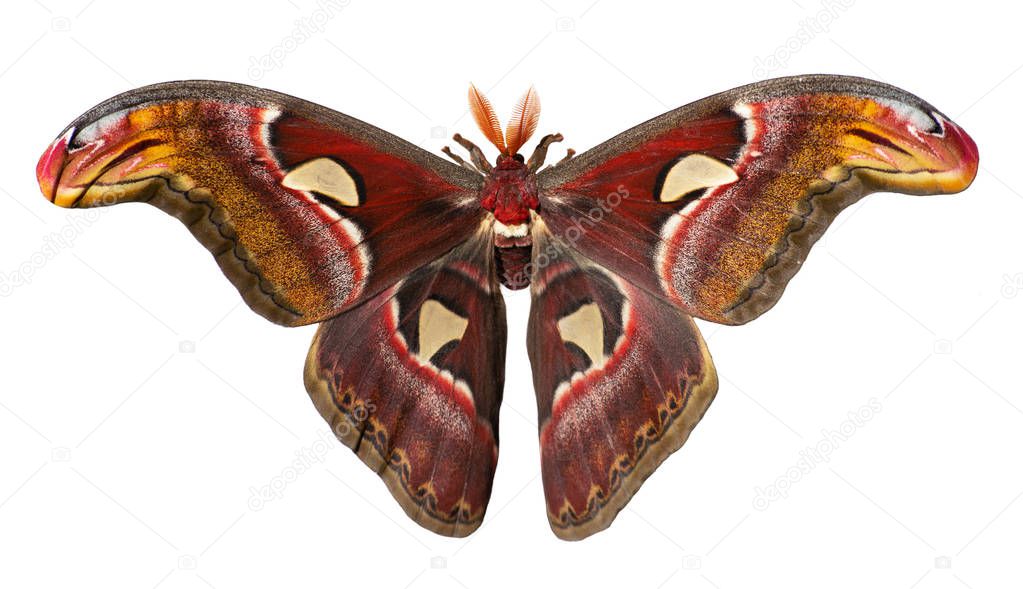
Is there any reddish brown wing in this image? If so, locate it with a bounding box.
[36,81,484,326]
[305,229,506,537]
[535,75,978,325]
[528,225,717,540]
[526,75,978,539]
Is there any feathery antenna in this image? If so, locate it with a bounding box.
[505,86,541,157]
[468,83,507,154]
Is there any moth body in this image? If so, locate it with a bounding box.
[457,84,554,289]
[480,155,538,288]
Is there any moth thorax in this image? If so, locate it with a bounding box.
[481,155,539,231]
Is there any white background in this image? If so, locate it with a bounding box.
[0,0,1019,587]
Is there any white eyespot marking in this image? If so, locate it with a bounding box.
[76,108,131,146]
[876,97,939,135]
[494,220,529,238]
[282,157,360,206]
[658,154,739,203]
[417,299,469,362]
[557,302,605,367]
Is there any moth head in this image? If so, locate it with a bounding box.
[460,85,544,240]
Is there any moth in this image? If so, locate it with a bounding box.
[36,75,978,540]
